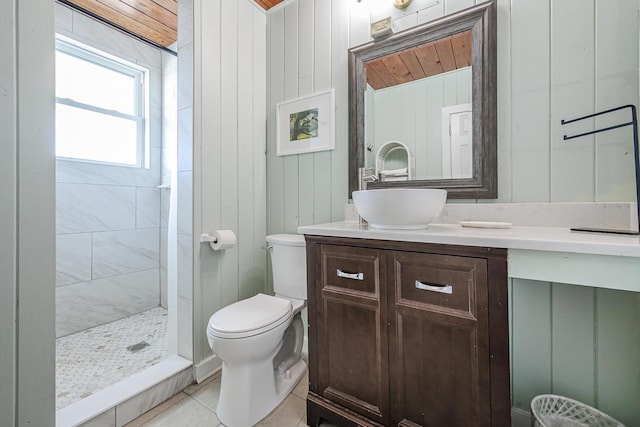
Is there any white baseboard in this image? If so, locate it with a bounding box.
[194,354,222,383]
[512,407,531,427]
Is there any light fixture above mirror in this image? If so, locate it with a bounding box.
[393,0,414,9]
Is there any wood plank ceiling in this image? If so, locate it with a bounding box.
[253,0,285,10]
[61,0,178,47]
[61,0,285,48]
[366,29,472,90]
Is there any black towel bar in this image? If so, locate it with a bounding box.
[561,104,640,235]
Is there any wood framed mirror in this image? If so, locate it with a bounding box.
[348,1,497,198]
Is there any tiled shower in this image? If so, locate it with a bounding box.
[54,2,177,410]
[55,173,166,338]
[54,160,171,408]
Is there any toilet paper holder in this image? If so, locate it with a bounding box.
[200,233,217,243]
[199,230,237,251]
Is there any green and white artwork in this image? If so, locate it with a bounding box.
[276,89,334,156]
[289,108,318,141]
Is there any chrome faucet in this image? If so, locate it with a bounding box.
[358,167,378,191]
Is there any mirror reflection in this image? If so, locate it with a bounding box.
[375,140,414,180]
[364,30,472,181]
[348,1,497,199]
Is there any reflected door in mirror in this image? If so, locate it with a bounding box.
[442,103,472,179]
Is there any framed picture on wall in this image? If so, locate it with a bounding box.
[276,89,335,156]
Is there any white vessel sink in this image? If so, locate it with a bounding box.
[352,188,447,230]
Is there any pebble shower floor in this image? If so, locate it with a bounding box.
[56,307,169,409]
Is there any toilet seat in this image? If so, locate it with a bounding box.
[208,293,292,339]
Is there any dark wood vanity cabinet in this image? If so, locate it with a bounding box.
[313,244,390,424]
[389,251,491,426]
[305,236,511,427]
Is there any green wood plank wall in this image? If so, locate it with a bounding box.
[265,0,640,424]
[190,0,268,365]
[511,280,640,425]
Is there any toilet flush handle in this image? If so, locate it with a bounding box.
[262,244,274,251]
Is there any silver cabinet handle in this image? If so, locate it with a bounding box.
[336,269,364,281]
[415,280,452,294]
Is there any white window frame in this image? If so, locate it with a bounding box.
[55,36,149,168]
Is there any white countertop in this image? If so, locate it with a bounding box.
[298,222,640,258]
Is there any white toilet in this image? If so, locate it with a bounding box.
[206,234,307,427]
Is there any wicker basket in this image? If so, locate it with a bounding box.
[531,394,625,427]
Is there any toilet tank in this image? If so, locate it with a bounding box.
[266,234,306,300]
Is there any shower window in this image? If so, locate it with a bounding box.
[55,37,149,167]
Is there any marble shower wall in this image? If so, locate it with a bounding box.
[54,3,164,338]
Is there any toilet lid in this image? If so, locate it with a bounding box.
[208,293,292,339]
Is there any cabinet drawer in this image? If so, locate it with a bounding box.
[392,251,487,315]
[320,244,384,296]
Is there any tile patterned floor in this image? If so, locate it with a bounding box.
[56,307,169,409]
[125,371,318,427]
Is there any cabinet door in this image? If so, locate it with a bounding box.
[389,251,490,427]
[316,244,389,425]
